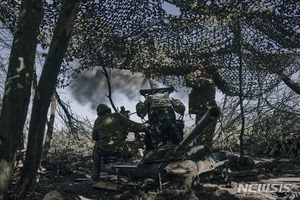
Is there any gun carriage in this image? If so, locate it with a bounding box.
[99,78,230,189]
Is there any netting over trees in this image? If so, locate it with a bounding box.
[1,0,299,98]
[67,0,299,98]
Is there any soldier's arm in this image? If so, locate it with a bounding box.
[92,129,99,141]
[119,113,146,132]
[185,73,214,89]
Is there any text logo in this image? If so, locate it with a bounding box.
[237,183,292,193]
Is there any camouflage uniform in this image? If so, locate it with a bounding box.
[91,104,146,179]
[185,71,218,150]
[92,112,145,155]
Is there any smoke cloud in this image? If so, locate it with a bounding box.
[69,67,149,110]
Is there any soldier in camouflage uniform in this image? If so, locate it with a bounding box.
[92,104,147,179]
[185,67,218,151]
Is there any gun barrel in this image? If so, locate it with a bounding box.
[173,107,221,156]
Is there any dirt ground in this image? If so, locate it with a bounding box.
[8,150,300,200]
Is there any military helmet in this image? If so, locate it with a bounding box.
[97,104,111,116]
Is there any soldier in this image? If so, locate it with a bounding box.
[91,104,147,179]
[185,66,218,151]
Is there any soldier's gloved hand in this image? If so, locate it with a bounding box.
[194,69,206,78]
[143,123,149,132]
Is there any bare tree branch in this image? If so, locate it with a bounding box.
[279,72,300,95]
[101,66,118,112]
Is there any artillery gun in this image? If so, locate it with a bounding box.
[136,77,185,150]
[99,77,230,189]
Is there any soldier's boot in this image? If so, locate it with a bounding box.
[91,147,101,179]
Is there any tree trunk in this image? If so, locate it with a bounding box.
[41,92,57,159]
[236,20,245,156]
[0,1,44,199]
[12,1,81,199]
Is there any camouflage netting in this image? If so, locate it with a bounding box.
[1,0,299,98]
[69,0,299,98]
